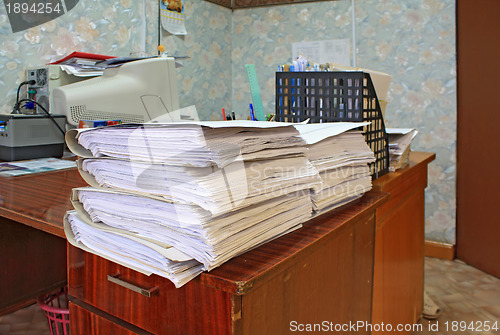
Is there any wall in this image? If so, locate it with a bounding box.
[231,0,456,244]
[0,0,456,244]
[162,1,233,119]
[0,0,232,119]
[359,0,456,244]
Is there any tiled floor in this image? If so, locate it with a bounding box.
[0,257,499,335]
[415,258,500,335]
[0,303,51,335]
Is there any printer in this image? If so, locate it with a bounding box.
[0,65,91,161]
[0,114,65,161]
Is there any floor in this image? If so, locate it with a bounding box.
[0,303,51,335]
[414,258,500,335]
[0,257,499,335]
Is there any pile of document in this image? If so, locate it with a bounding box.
[386,128,418,171]
[298,126,375,214]
[65,121,321,287]
[64,120,376,287]
[64,210,204,287]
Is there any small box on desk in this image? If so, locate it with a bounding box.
[78,119,122,128]
[0,114,65,161]
[275,71,390,178]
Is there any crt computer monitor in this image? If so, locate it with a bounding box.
[52,57,180,126]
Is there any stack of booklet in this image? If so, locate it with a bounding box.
[386,128,418,172]
[64,120,375,287]
[295,124,375,214]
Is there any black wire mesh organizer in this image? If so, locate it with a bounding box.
[275,71,390,178]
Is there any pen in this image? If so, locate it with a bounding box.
[249,103,256,121]
[232,111,235,120]
[222,108,226,121]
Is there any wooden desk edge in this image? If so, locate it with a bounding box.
[199,190,389,295]
[373,151,435,190]
[409,151,436,167]
[0,208,66,238]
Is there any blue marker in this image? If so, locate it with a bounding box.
[250,103,256,121]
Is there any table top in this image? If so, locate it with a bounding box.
[0,168,86,237]
[373,151,435,190]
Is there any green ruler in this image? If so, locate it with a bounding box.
[245,64,265,121]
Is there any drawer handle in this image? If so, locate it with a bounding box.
[107,273,159,297]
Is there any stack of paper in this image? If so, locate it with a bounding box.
[76,155,318,215]
[67,123,306,167]
[386,128,418,172]
[295,125,375,214]
[64,210,203,287]
[65,121,321,287]
[69,187,311,270]
[51,51,116,77]
[64,120,376,287]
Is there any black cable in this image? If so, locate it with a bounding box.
[17,98,66,136]
[13,80,36,113]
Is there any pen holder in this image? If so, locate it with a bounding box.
[275,71,390,178]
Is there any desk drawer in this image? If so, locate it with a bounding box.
[69,301,150,335]
[68,245,234,335]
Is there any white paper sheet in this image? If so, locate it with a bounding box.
[292,39,351,65]
[293,122,371,144]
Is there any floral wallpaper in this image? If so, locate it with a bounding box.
[0,0,456,244]
[356,0,456,244]
[1,0,145,113]
[164,1,232,119]
[231,0,456,244]
[0,0,232,117]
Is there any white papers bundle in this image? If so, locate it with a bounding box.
[70,187,311,271]
[66,122,306,168]
[386,128,418,171]
[65,211,203,287]
[305,131,375,214]
[77,155,320,215]
[64,121,375,287]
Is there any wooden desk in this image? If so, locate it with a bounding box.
[0,151,434,333]
[0,168,86,315]
[372,152,435,333]
[68,191,387,335]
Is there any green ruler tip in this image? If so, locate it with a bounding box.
[245,64,265,121]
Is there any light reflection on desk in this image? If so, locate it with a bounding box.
[0,168,86,237]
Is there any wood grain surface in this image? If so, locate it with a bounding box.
[0,168,86,237]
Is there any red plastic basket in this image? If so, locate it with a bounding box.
[37,287,70,335]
